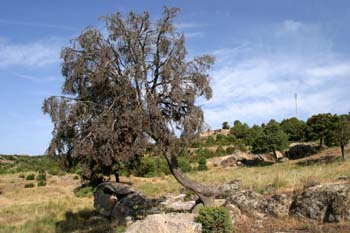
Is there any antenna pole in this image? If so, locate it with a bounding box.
[294,93,298,119]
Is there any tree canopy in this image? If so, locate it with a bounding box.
[251,120,288,161]
[43,7,216,203]
[306,113,333,147]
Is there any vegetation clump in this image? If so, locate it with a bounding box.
[26,174,35,180]
[75,186,94,198]
[195,207,232,233]
[24,183,35,188]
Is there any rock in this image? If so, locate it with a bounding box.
[260,194,292,217]
[94,182,163,224]
[111,192,163,224]
[286,143,318,160]
[289,183,350,223]
[213,199,226,207]
[225,204,242,225]
[125,213,202,233]
[160,194,196,212]
[164,200,196,212]
[225,189,292,218]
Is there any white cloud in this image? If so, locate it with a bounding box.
[202,20,350,128]
[306,63,350,77]
[0,38,62,67]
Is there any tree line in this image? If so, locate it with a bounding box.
[215,113,350,160]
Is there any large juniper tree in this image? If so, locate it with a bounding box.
[43,7,217,204]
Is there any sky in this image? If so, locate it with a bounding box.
[0,0,350,155]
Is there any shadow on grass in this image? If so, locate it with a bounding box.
[55,209,117,233]
[296,155,341,166]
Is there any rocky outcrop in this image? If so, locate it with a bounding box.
[286,143,319,160]
[94,182,163,224]
[125,213,201,233]
[289,183,350,223]
[208,152,276,168]
[160,194,196,212]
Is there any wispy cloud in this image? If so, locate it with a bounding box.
[0,37,62,67]
[203,20,350,128]
[11,72,59,84]
[0,18,77,31]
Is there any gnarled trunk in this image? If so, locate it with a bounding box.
[341,145,345,161]
[163,150,216,206]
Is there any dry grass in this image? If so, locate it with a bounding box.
[0,146,350,232]
[129,147,350,197]
[0,173,118,233]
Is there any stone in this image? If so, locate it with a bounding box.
[94,182,163,224]
[225,203,242,225]
[289,183,350,223]
[125,213,202,233]
[165,200,196,212]
[286,143,318,160]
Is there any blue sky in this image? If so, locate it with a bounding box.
[1,0,350,155]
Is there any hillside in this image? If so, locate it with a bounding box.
[1,146,350,232]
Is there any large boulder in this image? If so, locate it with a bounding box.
[125,213,202,233]
[289,183,350,222]
[224,188,292,218]
[286,143,318,160]
[94,182,163,224]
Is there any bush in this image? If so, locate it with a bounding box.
[18,174,25,179]
[216,145,225,156]
[197,157,208,171]
[37,180,46,186]
[75,186,94,198]
[225,146,235,154]
[26,174,35,180]
[24,183,35,188]
[36,170,46,182]
[178,157,192,172]
[195,207,232,233]
[73,175,79,180]
[139,157,158,177]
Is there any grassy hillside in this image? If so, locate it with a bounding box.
[1,147,350,232]
[0,155,63,175]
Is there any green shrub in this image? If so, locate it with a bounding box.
[26,174,35,180]
[155,157,170,175]
[197,157,208,171]
[75,186,94,198]
[36,170,46,182]
[216,145,226,156]
[18,174,25,179]
[196,148,213,159]
[37,180,46,186]
[24,183,35,188]
[139,157,158,177]
[73,175,79,180]
[195,207,232,233]
[178,157,192,172]
[225,146,235,154]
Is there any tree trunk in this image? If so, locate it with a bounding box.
[272,149,278,162]
[163,150,216,206]
[320,138,323,148]
[341,145,345,161]
[114,172,120,183]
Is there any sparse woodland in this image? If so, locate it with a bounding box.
[1,6,350,233]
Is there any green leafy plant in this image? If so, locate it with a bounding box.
[26,174,35,180]
[37,180,47,187]
[197,157,208,171]
[195,207,232,233]
[24,183,35,188]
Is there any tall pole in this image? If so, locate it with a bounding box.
[294,93,298,119]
